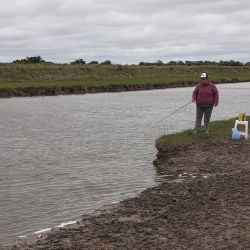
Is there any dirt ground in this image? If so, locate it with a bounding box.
[1,139,250,250]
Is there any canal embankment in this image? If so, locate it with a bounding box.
[1,64,250,97]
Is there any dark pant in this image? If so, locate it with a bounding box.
[194,104,213,132]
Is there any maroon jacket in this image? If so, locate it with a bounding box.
[192,80,219,106]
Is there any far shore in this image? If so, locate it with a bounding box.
[1,64,250,97]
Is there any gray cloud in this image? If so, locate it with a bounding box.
[1,0,250,63]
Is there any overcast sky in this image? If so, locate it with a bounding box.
[1,0,250,64]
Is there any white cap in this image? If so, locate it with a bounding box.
[200,73,207,78]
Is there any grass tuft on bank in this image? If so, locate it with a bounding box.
[156,117,250,151]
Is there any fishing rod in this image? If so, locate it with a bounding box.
[152,100,192,128]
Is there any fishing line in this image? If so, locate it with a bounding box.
[151,100,192,129]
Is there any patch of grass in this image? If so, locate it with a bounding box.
[0,76,195,89]
[0,64,250,89]
[156,117,250,150]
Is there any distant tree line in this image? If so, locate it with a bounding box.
[11,56,113,65]
[139,60,249,66]
[13,56,47,64]
[70,59,112,65]
[8,56,250,66]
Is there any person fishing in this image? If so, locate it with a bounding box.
[192,72,219,135]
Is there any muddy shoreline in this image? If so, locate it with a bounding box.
[1,138,250,249]
[0,78,247,98]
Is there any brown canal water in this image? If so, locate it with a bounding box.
[0,82,250,245]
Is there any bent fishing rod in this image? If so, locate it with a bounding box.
[152,100,192,128]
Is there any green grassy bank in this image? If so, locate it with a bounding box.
[155,117,250,154]
[0,64,250,97]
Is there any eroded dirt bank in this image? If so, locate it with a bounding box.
[1,139,250,249]
[0,78,245,98]
[0,81,195,98]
